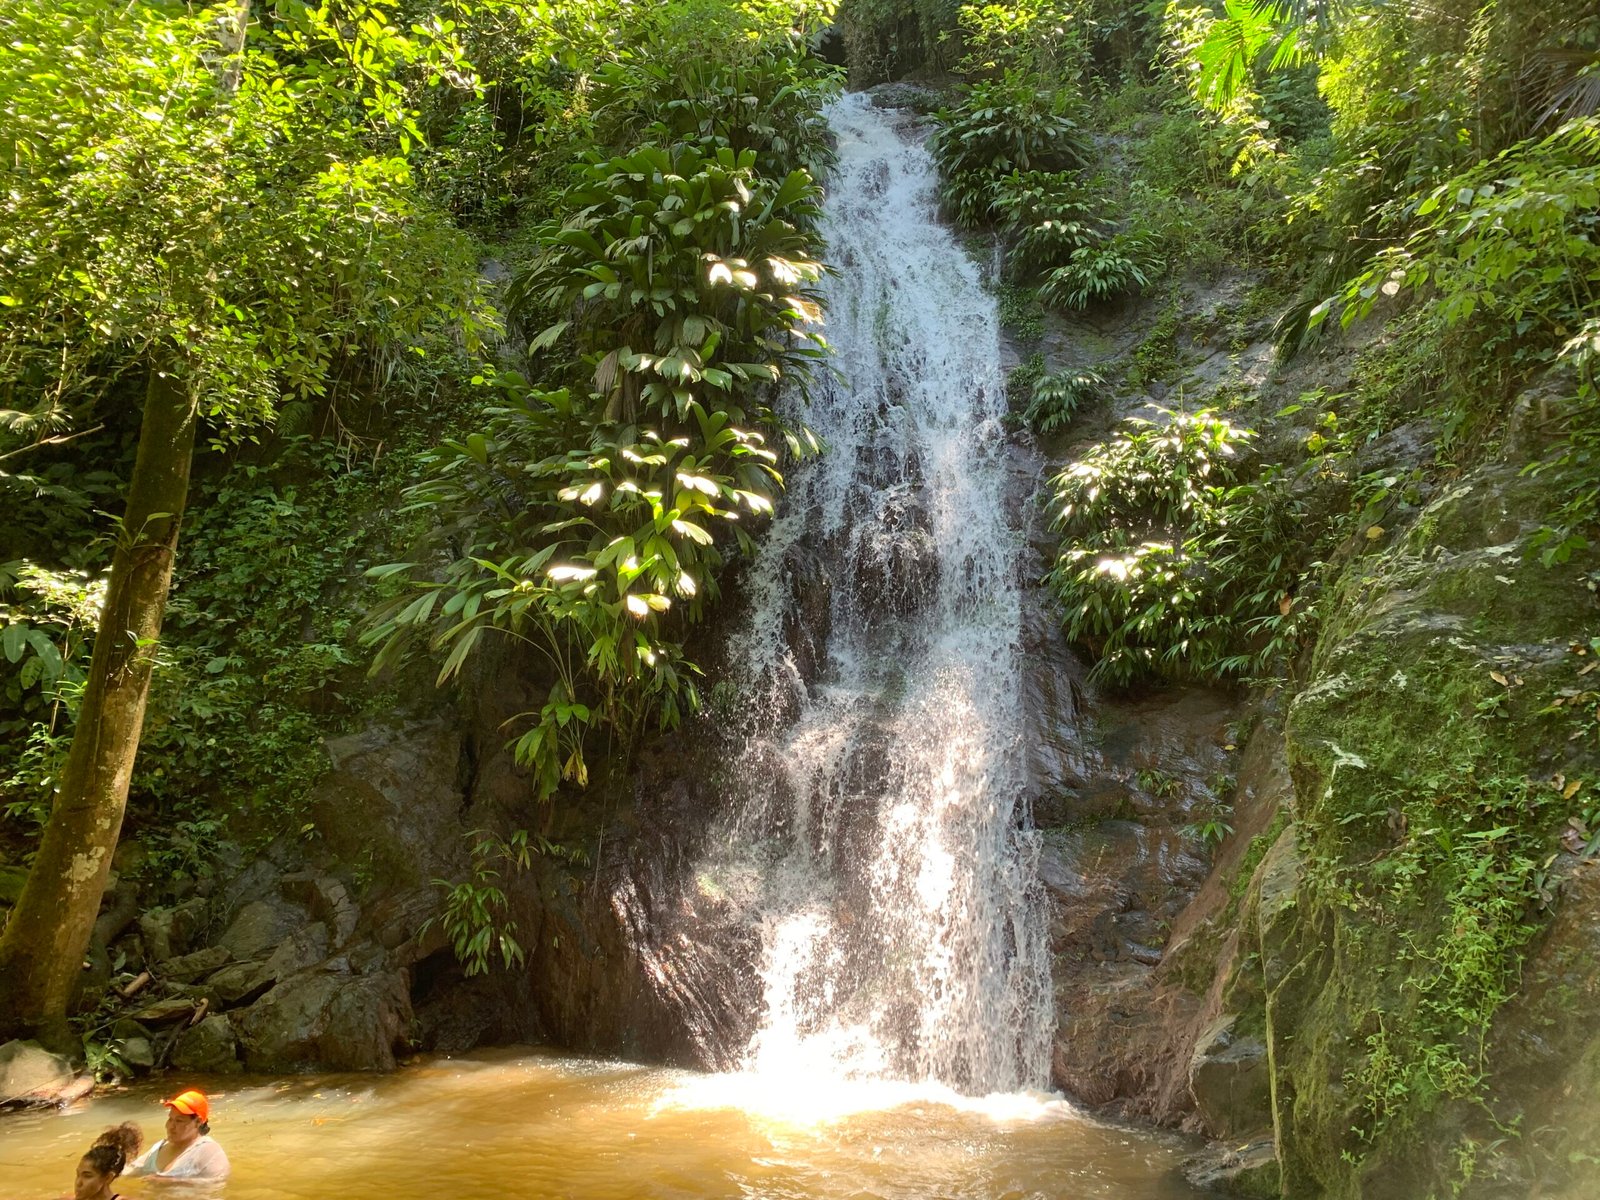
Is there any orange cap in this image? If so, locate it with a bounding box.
[162,1089,210,1123]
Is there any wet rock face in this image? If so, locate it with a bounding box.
[1258,462,1598,1194]
[309,719,471,889]
[842,447,939,620]
[780,544,832,685]
[520,759,764,1071]
[235,969,411,1072]
[1187,1014,1271,1138]
[1031,673,1243,1115]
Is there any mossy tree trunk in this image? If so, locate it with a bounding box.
[0,367,196,1049]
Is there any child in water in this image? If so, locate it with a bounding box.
[73,1124,143,1200]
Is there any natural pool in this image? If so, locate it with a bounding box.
[1,1050,1212,1199]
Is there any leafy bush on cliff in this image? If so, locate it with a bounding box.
[1019,367,1103,434]
[369,129,829,799]
[990,169,1110,276]
[931,75,1090,227]
[1046,408,1303,687]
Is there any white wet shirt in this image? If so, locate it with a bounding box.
[127,1134,231,1179]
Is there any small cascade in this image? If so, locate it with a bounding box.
[710,92,1052,1094]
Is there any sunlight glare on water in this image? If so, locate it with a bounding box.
[0,1051,1210,1199]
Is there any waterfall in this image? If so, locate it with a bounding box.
[712,92,1052,1095]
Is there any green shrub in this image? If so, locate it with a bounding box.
[370,139,827,800]
[1325,117,1600,446]
[931,73,1090,228]
[1046,407,1303,687]
[591,47,841,180]
[0,562,101,826]
[1039,229,1157,309]
[991,169,1111,277]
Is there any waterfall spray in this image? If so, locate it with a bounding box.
[715,93,1052,1094]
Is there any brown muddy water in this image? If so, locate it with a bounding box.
[1,1050,1214,1199]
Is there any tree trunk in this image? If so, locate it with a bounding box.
[0,369,196,1049]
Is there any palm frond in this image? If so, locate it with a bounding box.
[1533,53,1600,129]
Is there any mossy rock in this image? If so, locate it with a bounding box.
[1266,455,1600,1198]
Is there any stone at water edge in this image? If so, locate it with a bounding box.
[1183,1136,1280,1198]
[1188,1012,1273,1138]
[0,1040,80,1107]
[119,1037,156,1071]
[172,1014,242,1074]
[234,968,411,1071]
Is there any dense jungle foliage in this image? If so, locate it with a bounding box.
[0,0,838,849]
[0,0,839,1034]
[1,0,1598,1193]
[829,0,1597,1195]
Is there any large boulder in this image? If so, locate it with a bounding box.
[171,1014,242,1075]
[234,968,411,1071]
[217,897,302,961]
[0,1040,78,1107]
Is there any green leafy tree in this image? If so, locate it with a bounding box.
[0,0,483,1046]
[367,137,828,797]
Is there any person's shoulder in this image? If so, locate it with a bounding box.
[124,1141,163,1176]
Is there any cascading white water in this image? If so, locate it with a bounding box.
[720,92,1052,1095]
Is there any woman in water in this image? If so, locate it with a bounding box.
[125,1089,230,1179]
[73,1124,143,1200]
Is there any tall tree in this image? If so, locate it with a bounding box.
[0,0,484,1046]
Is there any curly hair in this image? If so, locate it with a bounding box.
[82,1123,143,1177]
